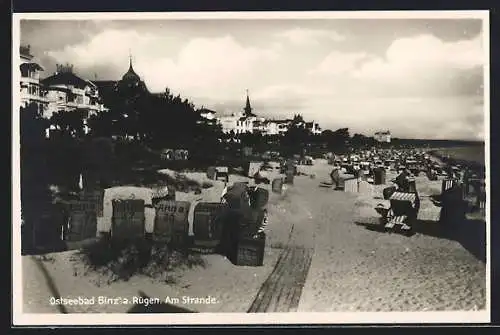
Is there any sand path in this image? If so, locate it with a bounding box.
[247,183,315,313]
[295,163,486,312]
[22,256,64,313]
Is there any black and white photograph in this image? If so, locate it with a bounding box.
[12,11,489,325]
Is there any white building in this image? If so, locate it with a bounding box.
[199,108,216,120]
[374,131,391,143]
[305,121,322,135]
[217,90,260,135]
[262,120,291,136]
[19,45,48,114]
[41,64,107,120]
[216,90,322,137]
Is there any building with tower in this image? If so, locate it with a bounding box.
[94,55,150,104]
[216,90,266,135]
[211,90,321,136]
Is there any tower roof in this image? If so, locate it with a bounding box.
[121,54,141,82]
[243,89,256,117]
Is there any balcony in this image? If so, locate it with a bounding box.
[20,76,41,84]
[21,93,48,103]
[65,101,104,111]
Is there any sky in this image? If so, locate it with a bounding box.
[19,16,486,140]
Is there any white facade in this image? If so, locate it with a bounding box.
[218,115,295,136]
[218,114,239,134]
[309,122,322,135]
[199,109,216,120]
[217,110,254,134]
[374,131,391,143]
[214,91,319,136]
[44,84,105,119]
[42,66,107,121]
[19,45,48,113]
[263,120,291,136]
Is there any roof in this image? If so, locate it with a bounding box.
[121,60,141,82]
[93,80,118,91]
[45,86,71,93]
[20,62,44,72]
[199,108,216,114]
[41,72,90,89]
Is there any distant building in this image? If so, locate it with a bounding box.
[263,119,291,136]
[217,90,263,134]
[19,45,48,114]
[199,107,217,120]
[197,107,219,127]
[305,121,322,135]
[374,130,391,143]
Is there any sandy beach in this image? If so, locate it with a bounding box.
[21,159,486,313]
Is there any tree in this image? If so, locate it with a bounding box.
[87,110,113,138]
[20,103,51,232]
[281,117,311,157]
[351,133,376,149]
[49,109,87,138]
[321,128,350,154]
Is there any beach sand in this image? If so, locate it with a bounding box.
[22,160,486,314]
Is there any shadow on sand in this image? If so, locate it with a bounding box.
[127,291,197,313]
[355,216,486,263]
[21,237,102,256]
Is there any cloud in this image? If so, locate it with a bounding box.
[306,33,484,99]
[353,33,483,80]
[32,22,485,141]
[276,27,345,46]
[308,51,369,76]
[46,30,280,96]
[149,36,279,95]
[47,29,162,70]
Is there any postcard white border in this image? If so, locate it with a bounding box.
[12,10,491,326]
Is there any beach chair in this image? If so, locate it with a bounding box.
[161,149,174,161]
[215,166,229,183]
[111,199,146,240]
[153,200,190,245]
[384,192,420,232]
[192,202,226,252]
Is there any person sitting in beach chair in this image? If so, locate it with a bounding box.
[329,167,340,189]
[253,169,271,185]
[393,170,410,192]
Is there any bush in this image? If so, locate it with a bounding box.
[75,238,206,285]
